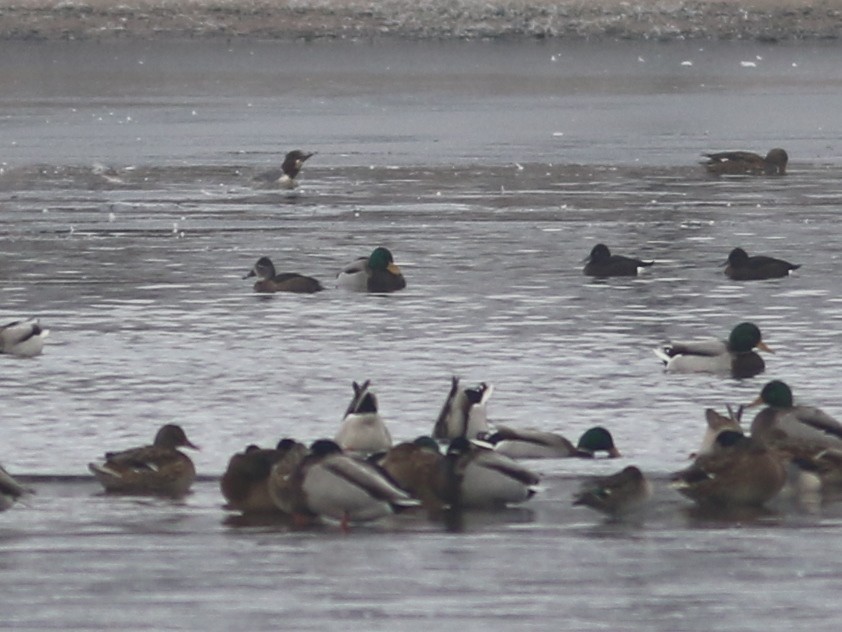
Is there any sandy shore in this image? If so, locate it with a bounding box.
[0,0,840,41]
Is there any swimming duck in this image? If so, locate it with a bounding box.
[253,149,314,189]
[88,424,199,496]
[488,425,621,459]
[336,247,406,293]
[334,380,393,454]
[221,438,308,513]
[702,148,788,176]
[371,436,444,514]
[272,439,419,529]
[573,466,652,517]
[724,247,800,281]
[654,321,771,379]
[671,430,786,507]
[433,437,540,509]
[432,377,493,440]
[243,256,324,294]
[582,243,654,278]
[0,464,30,511]
[0,318,50,357]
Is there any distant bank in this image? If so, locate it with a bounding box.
[0,0,840,42]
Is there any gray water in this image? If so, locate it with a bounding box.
[2,38,842,631]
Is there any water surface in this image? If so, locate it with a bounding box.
[2,38,842,631]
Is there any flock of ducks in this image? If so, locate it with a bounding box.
[6,144,837,529]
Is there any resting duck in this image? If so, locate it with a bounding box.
[433,377,493,441]
[488,425,621,459]
[334,380,393,454]
[671,430,786,507]
[749,380,842,456]
[221,439,308,513]
[583,243,654,278]
[371,436,443,514]
[573,466,652,517]
[271,439,418,529]
[88,424,199,496]
[433,437,540,509]
[724,247,800,281]
[654,321,771,379]
[243,257,324,294]
[253,150,314,189]
[702,148,788,176]
[695,407,744,457]
[0,318,50,357]
[336,247,406,293]
[0,464,30,511]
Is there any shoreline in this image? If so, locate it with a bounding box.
[0,0,840,43]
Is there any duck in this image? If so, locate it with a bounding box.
[582,243,654,278]
[694,407,744,457]
[724,247,800,281]
[243,256,324,294]
[253,149,314,189]
[88,424,199,496]
[371,436,444,514]
[433,437,540,509]
[748,380,842,457]
[271,439,419,529]
[702,148,788,176]
[432,377,493,440]
[334,380,393,454]
[488,425,621,459]
[573,466,652,517]
[221,439,308,513]
[654,321,772,379]
[671,430,786,507]
[0,464,31,511]
[336,247,406,293]
[0,318,50,357]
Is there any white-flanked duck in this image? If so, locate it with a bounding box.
[433,377,493,440]
[336,247,406,293]
[0,318,49,357]
[334,380,393,455]
[488,425,621,459]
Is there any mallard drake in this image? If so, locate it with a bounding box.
[336,247,406,293]
[371,436,444,514]
[272,439,419,529]
[334,380,393,454]
[88,424,199,496]
[221,439,308,513]
[434,437,540,509]
[654,322,771,379]
[432,377,492,440]
[573,466,652,517]
[749,380,842,456]
[702,148,788,176]
[582,243,654,278]
[724,247,800,281]
[488,425,621,459]
[243,257,324,294]
[671,430,786,507]
[0,318,49,357]
[0,464,30,511]
[253,150,314,189]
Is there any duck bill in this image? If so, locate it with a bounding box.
[757,341,774,354]
[387,263,402,275]
[747,395,764,408]
[243,270,256,280]
[185,440,201,451]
